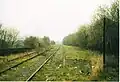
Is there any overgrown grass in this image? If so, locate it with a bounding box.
[0,45,118,81]
[64,46,119,81]
[0,47,56,81]
[63,45,103,80]
[31,45,103,81]
[92,55,119,81]
[0,51,34,63]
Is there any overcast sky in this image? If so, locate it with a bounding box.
[0,0,113,42]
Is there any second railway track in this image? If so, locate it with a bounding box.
[0,47,52,75]
[0,46,60,81]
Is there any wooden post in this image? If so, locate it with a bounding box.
[62,46,66,66]
[103,17,106,69]
[63,54,66,66]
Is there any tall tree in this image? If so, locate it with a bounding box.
[43,36,50,46]
[24,36,39,48]
[0,26,19,48]
[62,0,119,55]
[51,40,55,45]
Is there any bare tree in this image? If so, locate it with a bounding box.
[6,28,19,47]
[0,26,19,48]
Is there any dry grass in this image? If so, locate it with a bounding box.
[88,54,103,80]
[63,45,104,80]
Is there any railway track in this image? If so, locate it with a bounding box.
[7,51,36,62]
[0,47,53,75]
[26,46,60,81]
[0,46,60,81]
[3,46,53,63]
[0,51,36,64]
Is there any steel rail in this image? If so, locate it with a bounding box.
[7,51,36,62]
[0,47,52,75]
[26,46,60,81]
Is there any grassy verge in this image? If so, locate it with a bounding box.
[31,45,103,81]
[0,51,34,63]
[0,47,51,72]
[0,47,56,81]
[92,55,119,81]
[0,52,37,72]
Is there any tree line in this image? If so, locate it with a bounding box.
[63,0,119,56]
[0,25,55,49]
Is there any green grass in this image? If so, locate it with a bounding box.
[0,52,37,72]
[0,47,52,72]
[0,45,118,81]
[0,51,34,64]
[0,55,47,81]
[62,46,118,81]
[62,45,103,80]
[31,45,103,81]
[0,47,56,81]
[92,55,119,81]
